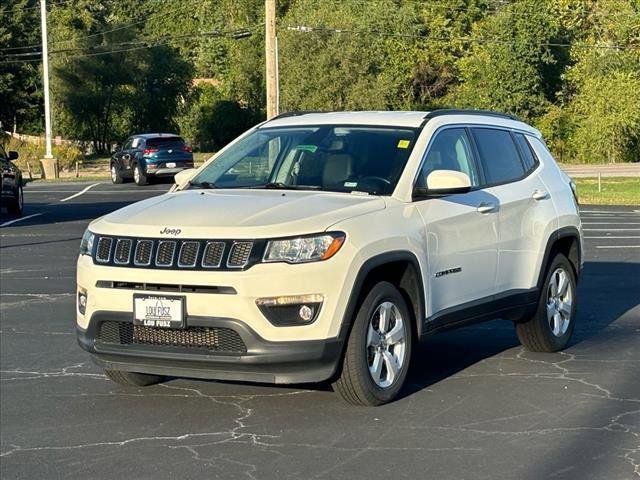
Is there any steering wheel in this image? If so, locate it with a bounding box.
[359,176,391,185]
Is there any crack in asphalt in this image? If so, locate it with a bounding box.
[1,349,638,478]
[0,292,75,308]
[0,363,108,382]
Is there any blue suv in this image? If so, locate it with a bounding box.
[110,134,194,186]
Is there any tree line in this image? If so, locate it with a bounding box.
[1,0,639,163]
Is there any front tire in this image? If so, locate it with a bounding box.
[104,369,164,387]
[7,184,23,216]
[516,253,577,352]
[333,281,413,406]
[133,164,148,186]
[110,164,124,184]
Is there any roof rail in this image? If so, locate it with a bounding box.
[423,109,521,122]
[270,111,328,120]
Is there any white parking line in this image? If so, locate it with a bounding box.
[595,245,640,249]
[583,228,640,232]
[581,214,639,217]
[28,190,156,194]
[59,183,101,202]
[0,213,43,228]
[581,210,639,214]
[585,236,640,239]
[582,222,640,225]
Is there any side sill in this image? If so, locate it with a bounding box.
[421,288,539,337]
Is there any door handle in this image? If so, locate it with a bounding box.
[477,202,496,214]
[532,189,549,201]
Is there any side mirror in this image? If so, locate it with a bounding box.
[174,168,197,187]
[8,151,19,161]
[413,170,471,199]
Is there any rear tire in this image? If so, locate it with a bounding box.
[516,253,577,352]
[133,164,148,186]
[104,369,164,387]
[333,281,413,406]
[110,164,124,184]
[7,184,23,216]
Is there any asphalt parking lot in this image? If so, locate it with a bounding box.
[1,182,639,480]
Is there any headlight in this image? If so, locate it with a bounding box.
[263,232,345,264]
[79,229,95,256]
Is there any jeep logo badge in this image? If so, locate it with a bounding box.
[160,227,181,236]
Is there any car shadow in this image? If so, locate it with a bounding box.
[399,260,639,400]
[0,200,141,228]
[162,261,639,402]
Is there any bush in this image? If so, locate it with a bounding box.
[2,137,83,175]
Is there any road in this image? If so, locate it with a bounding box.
[1,182,639,480]
[560,163,640,178]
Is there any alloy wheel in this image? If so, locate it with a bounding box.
[546,267,573,337]
[366,301,407,388]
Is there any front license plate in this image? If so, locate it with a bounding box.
[133,294,185,329]
[166,162,176,168]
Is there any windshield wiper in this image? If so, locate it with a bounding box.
[262,182,322,190]
[188,180,216,189]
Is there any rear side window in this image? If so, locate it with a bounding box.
[147,137,185,149]
[472,128,525,185]
[513,133,538,172]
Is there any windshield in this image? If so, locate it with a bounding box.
[190,125,418,195]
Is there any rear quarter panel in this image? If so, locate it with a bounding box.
[528,136,583,269]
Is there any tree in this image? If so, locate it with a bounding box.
[0,0,43,134]
[129,45,193,133]
[563,0,640,163]
[448,0,568,120]
[49,1,194,152]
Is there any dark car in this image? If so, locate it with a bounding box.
[110,134,194,186]
[0,144,23,215]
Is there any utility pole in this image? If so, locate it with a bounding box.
[39,0,58,178]
[265,0,278,119]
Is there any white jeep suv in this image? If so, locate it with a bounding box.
[76,110,583,406]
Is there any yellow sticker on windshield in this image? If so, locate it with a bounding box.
[397,139,410,149]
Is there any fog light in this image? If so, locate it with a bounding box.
[77,289,87,315]
[299,305,313,322]
[256,294,323,326]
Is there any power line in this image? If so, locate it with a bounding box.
[284,25,640,50]
[2,0,75,13]
[0,25,263,65]
[0,2,189,52]
[3,0,180,13]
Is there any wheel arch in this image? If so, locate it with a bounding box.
[536,226,582,292]
[338,251,426,346]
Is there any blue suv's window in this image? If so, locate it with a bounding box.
[472,128,525,185]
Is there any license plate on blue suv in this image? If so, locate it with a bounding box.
[133,294,185,329]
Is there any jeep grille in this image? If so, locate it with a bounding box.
[90,236,257,270]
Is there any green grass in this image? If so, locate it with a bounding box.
[574,177,640,206]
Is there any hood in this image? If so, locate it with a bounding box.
[90,189,386,238]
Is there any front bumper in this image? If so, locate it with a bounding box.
[78,311,344,384]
